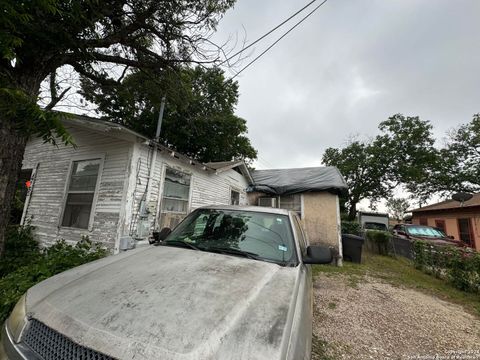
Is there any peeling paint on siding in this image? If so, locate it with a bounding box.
[22,126,131,249]
[22,127,251,250]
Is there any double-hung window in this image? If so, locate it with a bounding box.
[61,159,101,229]
[159,168,191,229]
[231,189,240,205]
[162,168,191,213]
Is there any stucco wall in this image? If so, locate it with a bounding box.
[301,192,341,249]
[412,211,480,249]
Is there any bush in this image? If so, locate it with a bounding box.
[341,221,361,236]
[365,230,392,255]
[0,226,108,324]
[0,224,41,277]
[413,241,480,293]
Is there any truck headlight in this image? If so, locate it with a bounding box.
[6,294,27,343]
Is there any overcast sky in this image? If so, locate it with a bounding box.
[213,0,480,170]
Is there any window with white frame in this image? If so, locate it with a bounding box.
[161,168,191,213]
[231,189,240,205]
[258,197,276,207]
[258,194,302,217]
[61,159,101,229]
[279,194,301,215]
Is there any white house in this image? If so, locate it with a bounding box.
[21,114,251,253]
[20,113,347,260]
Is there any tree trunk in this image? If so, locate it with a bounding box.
[0,120,28,258]
[347,202,357,221]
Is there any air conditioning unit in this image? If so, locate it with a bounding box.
[258,197,277,208]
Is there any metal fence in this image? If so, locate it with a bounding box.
[389,236,414,260]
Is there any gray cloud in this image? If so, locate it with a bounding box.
[214,0,480,169]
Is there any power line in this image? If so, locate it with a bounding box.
[230,0,328,80]
[220,0,319,66]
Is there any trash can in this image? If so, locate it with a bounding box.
[342,234,364,263]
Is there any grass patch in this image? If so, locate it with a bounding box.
[327,302,336,309]
[313,252,480,317]
[311,335,337,360]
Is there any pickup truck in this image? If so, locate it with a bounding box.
[1,206,332,360]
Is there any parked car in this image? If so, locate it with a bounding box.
[1,206,332,360]
[392,224,462,247]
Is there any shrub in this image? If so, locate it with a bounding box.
[341,221,361,236]
[365,230,392,255]
[0,228,108,324]
[0,223,41,277]
[413,240,480,293]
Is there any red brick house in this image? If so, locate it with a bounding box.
[411,194,480,250]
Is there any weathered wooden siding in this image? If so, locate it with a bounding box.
[127,143,250,238]
[22,126,133,251]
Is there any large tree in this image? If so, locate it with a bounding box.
[81,66,257,163]
[375,114,439,202]
[322,114,439,219]
[386,197,410,221]
[421,114,480,196]
[322,140,391,220]
[0,0,236,257]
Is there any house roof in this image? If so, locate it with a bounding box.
[248,166,347,195]
[61,113,148,141]
[60,113,219,171]
[205,160,254,184]
[205,161,242,170]
[411,193,480,212]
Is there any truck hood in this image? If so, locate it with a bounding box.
[25,246,299,360]
[409,235,462,246]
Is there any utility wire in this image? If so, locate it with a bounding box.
[220,0,319,66]
[230,0,328,80]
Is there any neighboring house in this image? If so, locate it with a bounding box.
[20,114,250,253]
[246,167,348,257]
[411,194,480,250]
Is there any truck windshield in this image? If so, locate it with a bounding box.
[163,209,298,266]
[364,222,387,231]
[406,226,446,238]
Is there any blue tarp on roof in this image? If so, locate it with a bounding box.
[248,166,347,196]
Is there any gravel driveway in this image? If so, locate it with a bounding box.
[313,274,480,360]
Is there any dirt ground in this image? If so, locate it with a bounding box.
[312,274,480,360]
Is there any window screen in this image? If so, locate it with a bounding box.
[161,168,191,213]
[258,197,276,207]
[279,194,301,216]
[458,218,473,246]
[231,190,240,205]
[62,159,100,229]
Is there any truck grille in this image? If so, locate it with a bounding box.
[22,319,116,360]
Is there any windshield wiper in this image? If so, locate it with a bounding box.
[163,240,201,251]
[204,246,261,261]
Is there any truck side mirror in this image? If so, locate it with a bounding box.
[152,227,172,244]
[303,245,332,264]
